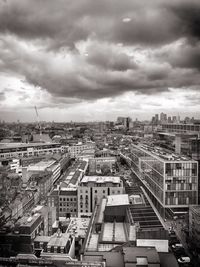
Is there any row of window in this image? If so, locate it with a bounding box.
[59,208,77,212]
[60,203,76,207]
[59,197,77,202]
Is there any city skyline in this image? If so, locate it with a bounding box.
[0,0,200,122]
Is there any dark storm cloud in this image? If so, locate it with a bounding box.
[0,0,200,105]
[170,2,200,42]
[0,0,198,48]
[155,40,200,71]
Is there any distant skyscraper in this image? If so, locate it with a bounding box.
[160,112,167,123]
[172,116,177,123]
[155,114,159,123]
[168,116,172,123]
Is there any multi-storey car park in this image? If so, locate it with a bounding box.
[121,143,198,218]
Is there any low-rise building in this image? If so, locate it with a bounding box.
[78,176,124,217]
[82,191,168,255]
[34,230,75,260]
[89,157,116,174]
[68,141,95,158]
[0,143,67,159]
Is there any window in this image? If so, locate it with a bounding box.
[95,190,97,193]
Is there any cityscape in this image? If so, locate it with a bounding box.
[0,1,200,267]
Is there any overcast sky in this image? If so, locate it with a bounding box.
[0,0,200,122]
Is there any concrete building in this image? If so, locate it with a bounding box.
[48,160,88,219]
[0,143,67,159]
[160,112,167,123]
[78,176,124,217]
[68,141,96,158]
[23,159,61,184]
[82,191,168,255]
[82,247,161,267]
[59,188,77,218]
[121,143,198,217]
[161,122,200,134]
[9,199,23,220]
[34,230,75,260]
[89,157,116,174]
[32,205,56,236]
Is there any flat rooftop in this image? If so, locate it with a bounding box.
[18,213,41,227]
[102,222,127,243]
[135,143,194,162]
[66,217,90,238]
[0,142,60,150]
[123,246,160,264]
[107,194,129,207]
[47,232,70,247]
[28,160,56,170]
[81,176,121,184]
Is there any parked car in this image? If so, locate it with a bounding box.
[169,238,179,246]
[178,257,190,264]
[172,243,183,249]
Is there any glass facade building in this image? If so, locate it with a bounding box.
[129,144,198,214]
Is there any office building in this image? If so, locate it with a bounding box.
[123,143,198,217]
[161,122,200,134]
[160,113,167,123]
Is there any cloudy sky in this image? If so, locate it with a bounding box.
[0,0,200,122]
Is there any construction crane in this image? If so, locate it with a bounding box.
[34,106,42,141]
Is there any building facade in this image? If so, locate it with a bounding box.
[68,142,95,158]
[0,143,67,159]
[78,176,124,217]
[161,123,200,134]
[128,144,198,217]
